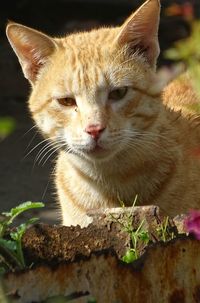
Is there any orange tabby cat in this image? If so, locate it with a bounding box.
[6,0,200,227]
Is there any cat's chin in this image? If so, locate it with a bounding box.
[80,145,115,162]
[85,145,109,157]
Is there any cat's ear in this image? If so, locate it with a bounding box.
[6,22,57,84]
[117,0,160,68]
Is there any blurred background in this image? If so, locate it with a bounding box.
[0,0,199,224]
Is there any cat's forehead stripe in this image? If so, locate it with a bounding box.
[59,35,111,94]
[70,63,107,96]
[61,28,117,68]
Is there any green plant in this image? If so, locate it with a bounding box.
[0,117,16,140]
[121,215,176,263]
[165,21,200,100]
[113,196,178,263]
[156,216,175,242]
[111,196,150,263]
[121,219,150,263]
[0,201,44,274]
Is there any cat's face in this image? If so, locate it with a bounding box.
[29,30,160,162]
[6,0,161,162]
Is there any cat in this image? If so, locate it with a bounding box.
[6,0,200,227]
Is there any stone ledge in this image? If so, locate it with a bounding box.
[3,206,194,303]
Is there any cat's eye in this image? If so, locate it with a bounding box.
[57,97,76,107]
[108,87,128,101]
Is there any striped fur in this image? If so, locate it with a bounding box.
[6,0,200,227]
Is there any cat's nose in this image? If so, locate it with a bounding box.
[85,124,106,140]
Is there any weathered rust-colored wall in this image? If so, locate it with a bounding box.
[2,206,199,303]
[3,238,200,303]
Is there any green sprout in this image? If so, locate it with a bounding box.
[122,219,150,263]
[156,216,175,243]
[121,196,150,263]
[113,196,178,263]
[0,201,44,274]
[111,196,150,263]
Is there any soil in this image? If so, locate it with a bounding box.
[22,222,129,264]
[21,206,181,264]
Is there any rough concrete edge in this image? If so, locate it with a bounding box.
[18,205,187,265]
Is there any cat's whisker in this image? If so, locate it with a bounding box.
[23,137,54,159]
[37,141,66,165]
[111,130,162,149]
[24,136,60,159]
[139,131,168,140]
[125,141,156,153]
[39,143,64,165]
[120,129,168,142]
[22,124,38,137]
[35,141,59,164]
[42,143,67,166]
[35,137,66,162]
[125,136,173,159]
[25,131,38,151]
[65,146,74,154]
[41,166,56,200]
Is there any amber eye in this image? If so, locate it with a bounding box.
[108,87,128,101]
[57,97,76,107]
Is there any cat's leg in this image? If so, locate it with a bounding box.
[59,193,93,228]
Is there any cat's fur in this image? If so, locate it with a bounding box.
[6,0,200,227]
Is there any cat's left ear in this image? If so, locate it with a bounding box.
[6,22,57,85]
[117,0,160,68]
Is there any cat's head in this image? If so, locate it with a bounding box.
[6,0,161,163]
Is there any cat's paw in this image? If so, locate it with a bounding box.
[62,213,93,228]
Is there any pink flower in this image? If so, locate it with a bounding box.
[185,210,200,240]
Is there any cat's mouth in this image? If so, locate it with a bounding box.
[84,143,109,158]
[71,140,113,160]
[87,144,106,154]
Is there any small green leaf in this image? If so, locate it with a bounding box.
[0,239,16,251]
[122,249,137,263]
[2,202,44,226]
[25,217,39,225]
[3,201,44,217]
[10,218,38,241]
[139,231,150,244]
[0,202,44,273]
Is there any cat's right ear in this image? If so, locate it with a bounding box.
[116,0,160,69]
[6,22,57,85]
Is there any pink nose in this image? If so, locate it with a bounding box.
[85,124,105,140]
